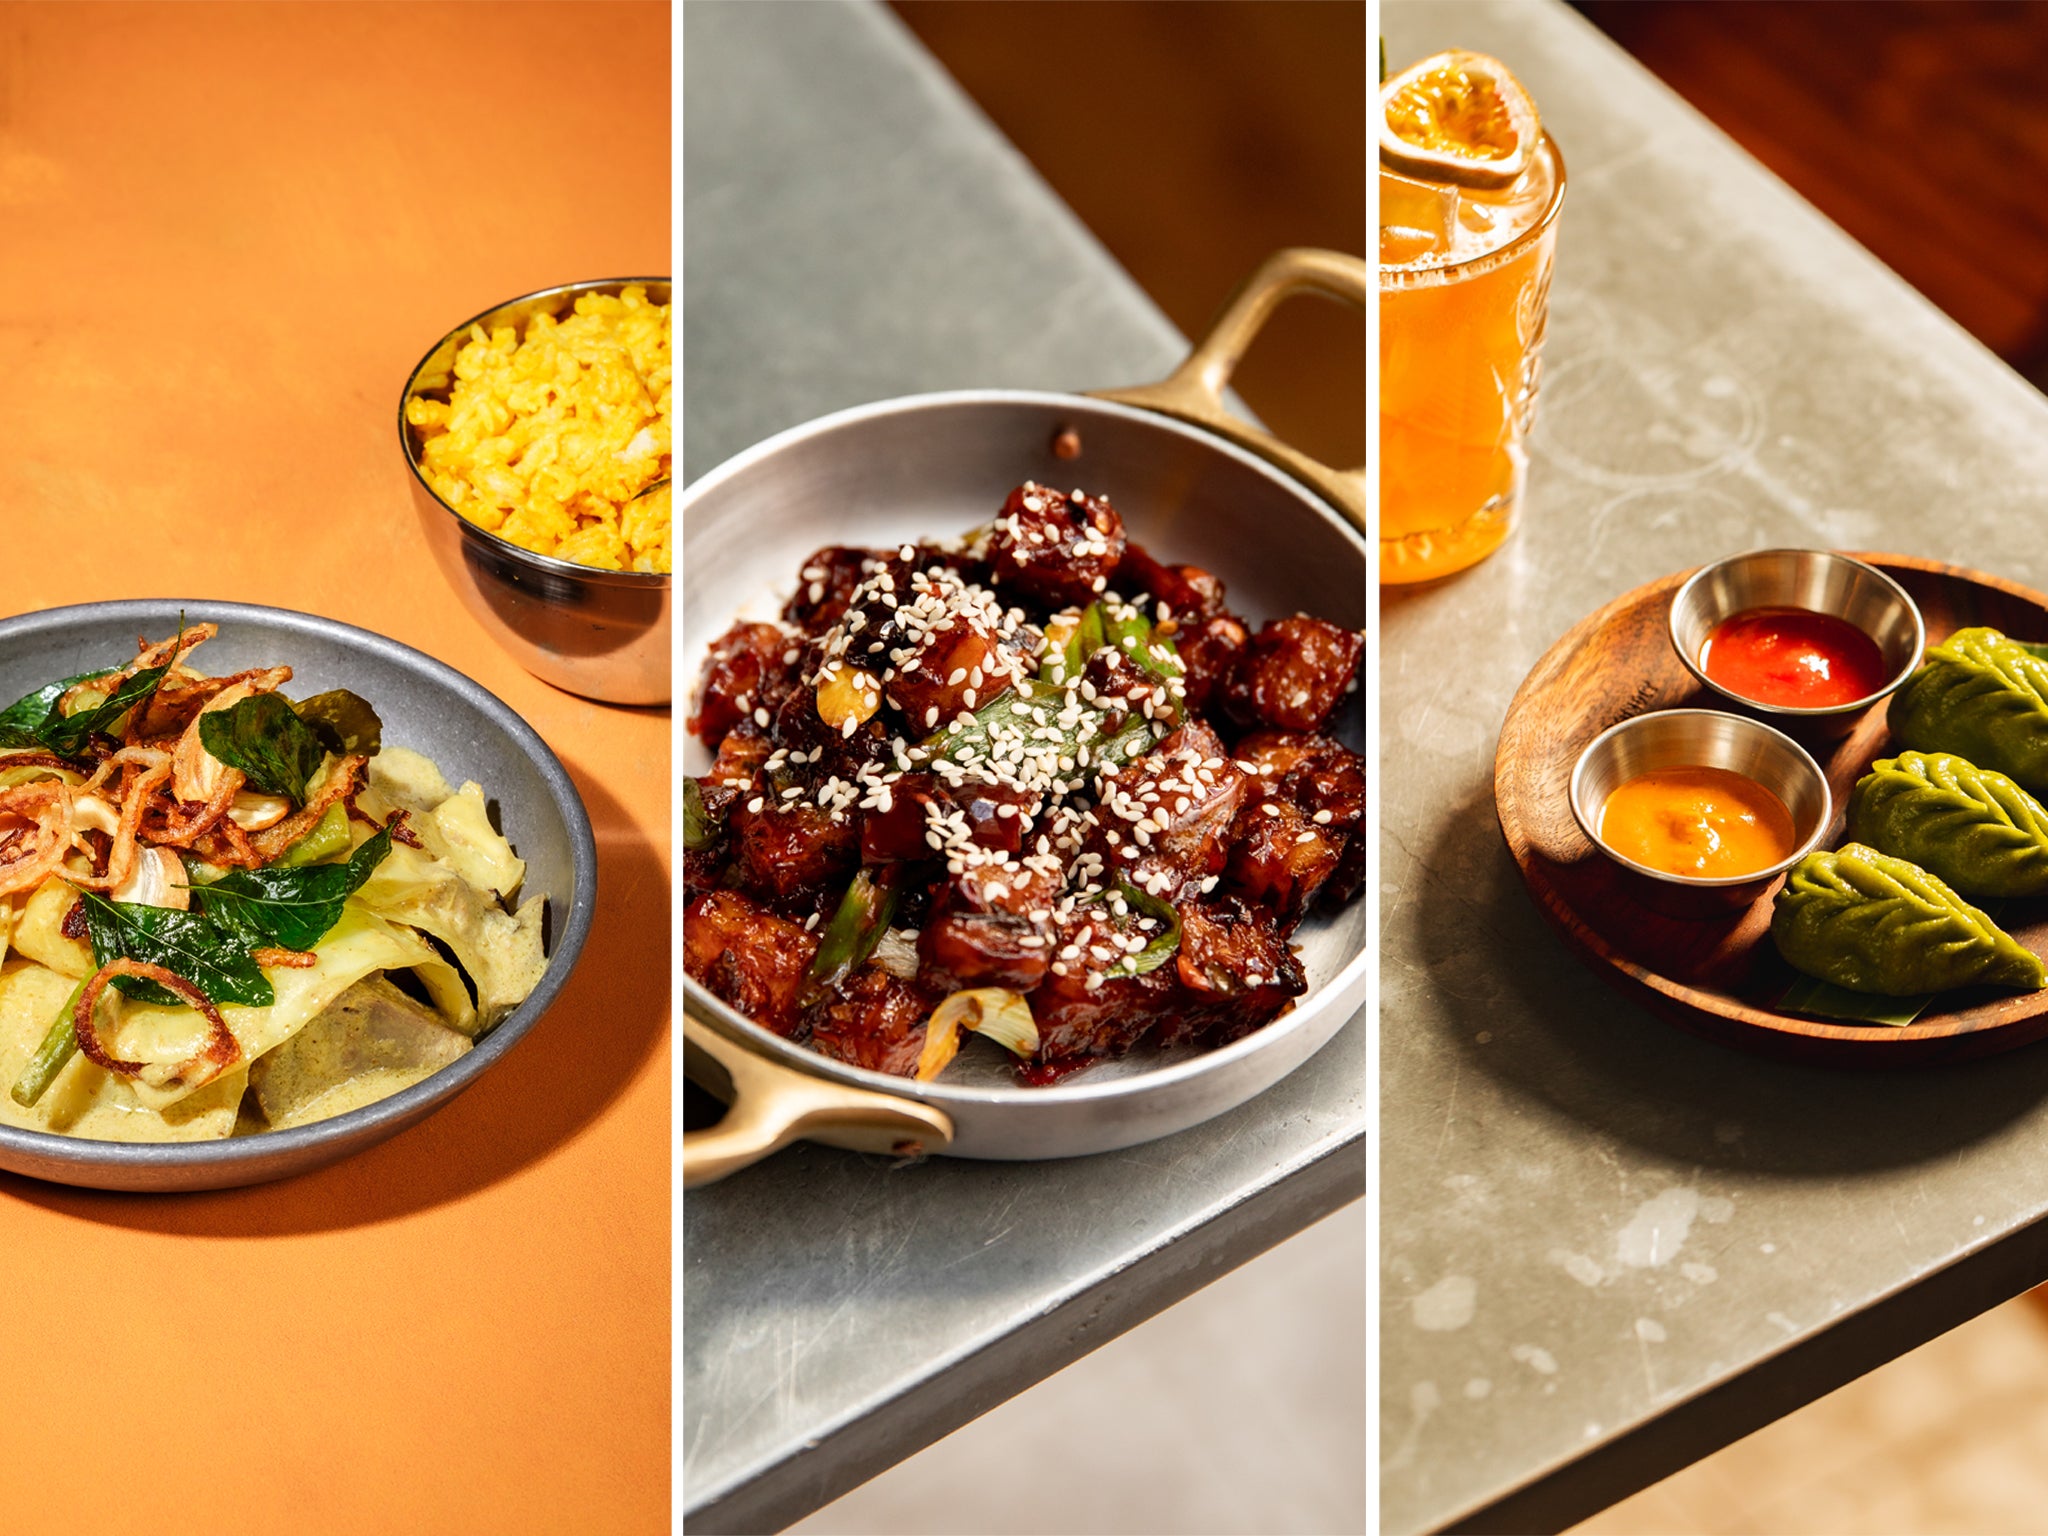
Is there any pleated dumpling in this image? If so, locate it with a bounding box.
[1847,751,2048,899]
[1890,627,2048,796]
[1771,843,2045,997]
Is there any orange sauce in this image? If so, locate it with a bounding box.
[1598,766,1797,879]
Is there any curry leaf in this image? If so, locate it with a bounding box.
[39,665,172,758]
[294,689,383,757]
[198,828,392,952]
[77,891,275,1008]
[0,672,105,749]
[200,693,326,802]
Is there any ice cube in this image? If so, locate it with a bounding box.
[1380,170,1459,264]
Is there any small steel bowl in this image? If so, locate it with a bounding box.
[1668,548,1923,740]
[1569,708,1832,915]
[399,278,671,706]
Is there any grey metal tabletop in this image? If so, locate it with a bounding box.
[1381,2,2048,1533]
[681,4,1367,1531]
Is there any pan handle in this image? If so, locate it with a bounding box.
[682,1006,955,1188]
[1090,246,1368,538]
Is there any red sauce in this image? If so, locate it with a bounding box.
[1701,607,1888,709]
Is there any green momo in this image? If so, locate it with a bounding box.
[1890,627,2048,796]
[1847,751,2048,899]
[1771,843,2045,997]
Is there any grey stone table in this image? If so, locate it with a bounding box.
[1381,2,2048,1532]
[682,4,1366,1531]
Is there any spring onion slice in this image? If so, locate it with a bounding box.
[803,867,901,1004]
[915,987,1040,1082]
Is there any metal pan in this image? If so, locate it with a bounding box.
[682,248,1367,1184]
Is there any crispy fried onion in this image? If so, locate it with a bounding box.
[0,782,73,898]
[246,755,368,863]
[76,744,172,798]
[136,663,293,742]
[56,623,218,723]
[67,753,174,894]
[145,768,244,848]
[0,750,79,779]
[384,806,424,849]
[72,958,241,1090]
[252,946,317,969]
[175,754,367,870]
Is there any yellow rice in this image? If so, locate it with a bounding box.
[407,284,671,574]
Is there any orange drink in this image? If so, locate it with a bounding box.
[1380,54,1566,584]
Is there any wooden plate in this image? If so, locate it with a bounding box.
[1494,554,2048,1065]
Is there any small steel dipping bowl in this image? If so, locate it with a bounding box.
[1569,708,1832,915]
[399,278,671,707]
[1668,548,1923,740]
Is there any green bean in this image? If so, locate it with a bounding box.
[10,977,87,1109]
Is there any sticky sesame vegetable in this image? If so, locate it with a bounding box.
[682,481,1367,1083]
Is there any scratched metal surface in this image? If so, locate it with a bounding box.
[1381,3,2048,1533]
[680,4,1368,1531]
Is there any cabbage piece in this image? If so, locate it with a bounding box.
[13,878,90,979]
[367,746,526,900]
[251,975,471,1130]
[110,906,441,1112]
[368,742,455,809]
[353,844,545,1032]
[0,959,243,1141]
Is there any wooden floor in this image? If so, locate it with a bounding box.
[890,0,1367,470]
[1572,1289,2048,1534]
[1575,0,2048,385]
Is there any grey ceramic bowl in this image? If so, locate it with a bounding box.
[1669,548,1923,738]
[399,277,672,706]
[0,600,596,1191]
[1570,707,1831,913]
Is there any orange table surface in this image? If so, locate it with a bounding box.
[0,5,671,1533]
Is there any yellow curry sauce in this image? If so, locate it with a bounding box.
[1599,766,1796,880]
